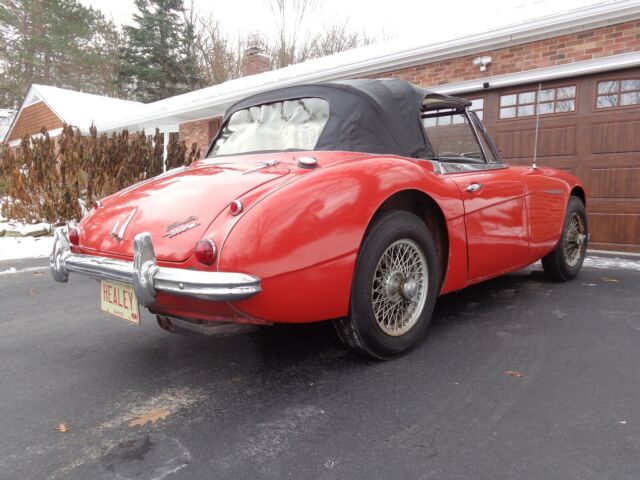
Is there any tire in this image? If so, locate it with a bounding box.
[542,195,588,282]
[334,211,439,360]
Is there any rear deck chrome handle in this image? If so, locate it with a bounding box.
[466,183,483,193]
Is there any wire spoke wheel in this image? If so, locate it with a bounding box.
[563,211,586,267]
[371,239,428,336]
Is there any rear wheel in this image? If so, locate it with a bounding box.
[542,196,588,281]
[334,211,439,359]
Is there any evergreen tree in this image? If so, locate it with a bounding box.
[119,0,201,102]
[0,0,121,108]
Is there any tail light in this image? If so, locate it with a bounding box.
[68,227,80,246]
[195,239,217,265]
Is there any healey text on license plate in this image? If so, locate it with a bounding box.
[100,280,140,325]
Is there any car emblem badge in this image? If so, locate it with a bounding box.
[164,216,200,238]
[109,208,137,241]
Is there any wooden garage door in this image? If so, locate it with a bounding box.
[473,67,640,252]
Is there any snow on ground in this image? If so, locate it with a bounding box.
[0,236,55,261]
[583,256,640,272]
[0,205,54,261]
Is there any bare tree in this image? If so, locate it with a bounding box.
[269,0,317,68]
[267,0,374,69]
[309,23,372,58]
[195,15,243,85]
[192,0,378,88]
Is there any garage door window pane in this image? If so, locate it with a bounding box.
[621,92,640,106]
[470,98,484,110]
[597,95,618,108]
[539,89,555,102]
[556,100,575,112]
[598,81,618,94]
[518,92,535,104]
[518,105,534,116]
[621,80,640,92]
[500,94,516,107]
[437,115,452,126]
[557,86,576,100]
[423,117,437,127]
[500,107,516,118]
[468,98,484,121]
[538,102,554,114]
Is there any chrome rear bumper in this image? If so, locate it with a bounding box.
[50,227,261,306]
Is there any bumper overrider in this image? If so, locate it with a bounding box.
[50,227,261,307]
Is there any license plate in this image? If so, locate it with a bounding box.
[100,280,140,325]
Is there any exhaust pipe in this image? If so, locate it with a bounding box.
[156,315,260,337]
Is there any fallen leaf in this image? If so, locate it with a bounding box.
[56,423,70,433]
[602,277,619,283]
[128,408,170,427]
[33,271,44,276]
[507,370,524,378]
[28,288,37,296]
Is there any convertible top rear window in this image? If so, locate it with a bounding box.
[209,98,329,157]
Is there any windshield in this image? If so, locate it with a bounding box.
[209,98,329,157]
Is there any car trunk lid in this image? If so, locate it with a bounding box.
[80,161,290,262]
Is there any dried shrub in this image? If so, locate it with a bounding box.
[0,125,198,224]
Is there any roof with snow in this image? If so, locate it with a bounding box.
[95,0,640,134]
[0,109,16,141]
[24,84,144,129]
[3,84,143,142]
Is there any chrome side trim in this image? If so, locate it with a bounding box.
[116,208,137,241]
[50,228,261,307]
[436,162,508,174]
[242,159,278,174]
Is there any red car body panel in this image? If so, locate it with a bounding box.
[74,150,584,326]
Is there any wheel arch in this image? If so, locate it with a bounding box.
[367,189,449,290]
[571,185,586,205]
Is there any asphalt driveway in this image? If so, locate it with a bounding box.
[0,255,639,480]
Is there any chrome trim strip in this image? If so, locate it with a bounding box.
[465,109,493,163]
[436,162,508,174]
[241,159,278,175]
[117,208,137,241]
[50,227,261,307]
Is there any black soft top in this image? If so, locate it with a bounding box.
[207,78,471,159]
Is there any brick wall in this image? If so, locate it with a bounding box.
[242,48,271,77]
[365,19,640,86]
[179,117,221,158]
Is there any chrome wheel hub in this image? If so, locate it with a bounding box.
[372,239,428,336]
[564,212,586,267]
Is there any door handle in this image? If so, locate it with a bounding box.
[466,183,483,193]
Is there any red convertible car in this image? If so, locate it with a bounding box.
[51,79,588,359]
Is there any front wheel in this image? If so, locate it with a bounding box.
[542,195,588,281]
[334,211,439,359]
